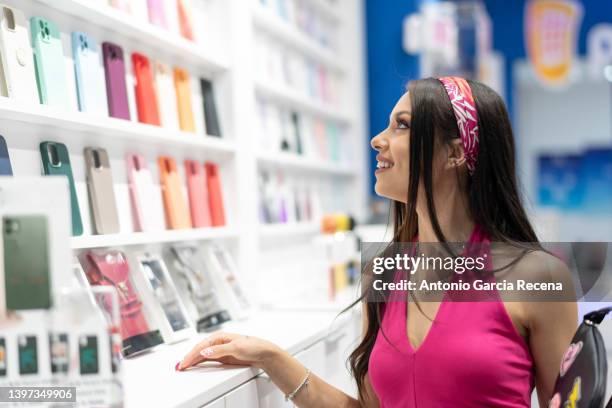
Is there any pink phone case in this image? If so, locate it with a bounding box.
[127,154,146,231]
[147,0,168,28]
[185,160,211,228]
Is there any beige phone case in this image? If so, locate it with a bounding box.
[85,147,120,234]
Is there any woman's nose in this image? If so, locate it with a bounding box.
[370,131,388,151]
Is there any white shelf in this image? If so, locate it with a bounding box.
[259,222,320,238]
[33,0,229,72]
[0,98,236,155]
[257,151,355,176]
[252,5,345,73]
[71,226,237,249]
[254,79,350,124]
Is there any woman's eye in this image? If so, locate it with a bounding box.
[396,120,410,130]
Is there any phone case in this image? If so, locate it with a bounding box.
[173,67,195,133]
[147,0,167,28]
[158,156,191,229]
[0,338,6,376]
[164,244,231,331]
[200,78,221,137]
[30,17,69,108]
[18,335,38,375]
[40,142,83,236]
[133,252,193,343]
[203,244,250,319]
[0,5,38,102]
[102,42,130,120]
[82,250,163,356]
[205,162,226,226]
[3,215,51,310]
[78,335,98,375]
[185,160,211,228]
[126,154,166,232]
[49,333,69,374]
[132,53,160,126]
[154,61,179,129]
[72,32,107,115]
[177,0,194,41]
[84,147,120,235]
[0,135,12,175]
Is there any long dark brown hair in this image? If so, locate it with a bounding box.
[347,78,540,402]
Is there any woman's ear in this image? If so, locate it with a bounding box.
[445,138,466,170]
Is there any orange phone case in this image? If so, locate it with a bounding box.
[132,53,160,126]
[177,0,194,41]
[205,162,226,227]
[158,156,192,229]
[173,67,195,133]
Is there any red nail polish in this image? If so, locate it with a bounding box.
[175,362,181,371]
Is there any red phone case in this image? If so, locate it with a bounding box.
[132,53,160,126]
[204,162,226,227]
[185,160,212,228]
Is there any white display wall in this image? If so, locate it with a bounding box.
[0,0,368,302]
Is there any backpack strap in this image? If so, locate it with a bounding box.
[584,307,612,325]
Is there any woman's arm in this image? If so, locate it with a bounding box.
[529,300,577,406]
[178,332,360,408]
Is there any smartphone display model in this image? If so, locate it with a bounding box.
[40,141,83,236]
[3,215,51,310]
[200,78,221,137]
[102,42,130,120]
[205,162,226,226]
[18,335,38,375]
[30,17,69,108]
[49,333,69,374]
[185,160,211,228]
[173,68,195,133]
[154,61,179,129]
[0,337,6,376]
[78,335,98,375]
[72,32,107,115]
[158,156,191,229]
[0,135,12,175]
[85,147,120,234]
[0,5,38,102]
[132,53,160,125]
[126,153,165,231]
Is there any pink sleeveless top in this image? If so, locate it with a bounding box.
[369,226,534,407]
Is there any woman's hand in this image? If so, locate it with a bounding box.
[176,332,280,371]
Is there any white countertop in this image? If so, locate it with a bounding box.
[123,309,358,408]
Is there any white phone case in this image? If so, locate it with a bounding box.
[72,33,107,116]
[0,5,39,103]
[132,165,166,232]
[153,61,179,129]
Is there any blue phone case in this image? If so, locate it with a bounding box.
[72,32,107,115]
[30,17,69,108]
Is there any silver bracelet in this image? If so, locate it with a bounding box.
[285,369,311,402]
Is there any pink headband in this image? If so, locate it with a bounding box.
[438,77,480,174]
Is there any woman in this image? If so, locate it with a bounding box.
[178,77,578,407]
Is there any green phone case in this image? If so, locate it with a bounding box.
[30,17,69,108]
[4,215,51,310]
[40,142,83,236]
